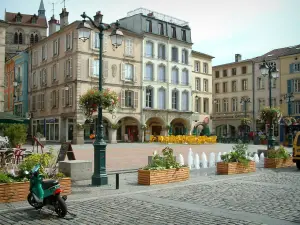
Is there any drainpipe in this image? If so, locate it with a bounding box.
[252,60,255,132]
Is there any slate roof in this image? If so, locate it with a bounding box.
[5,12,47,28]
[192,50,214,59]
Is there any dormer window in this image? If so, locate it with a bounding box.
[146,20,152,33]
[16,13,22,23]
[31,15,38,24]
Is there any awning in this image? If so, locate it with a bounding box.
[0,112,30,124]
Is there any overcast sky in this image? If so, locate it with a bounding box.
[1,0,299,65]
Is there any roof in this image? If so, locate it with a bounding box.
[39,0,45,11]
[213,59,252,68]
[192,50,214,59]
[5,12,47,28]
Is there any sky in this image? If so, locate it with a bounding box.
[1,0,299,65]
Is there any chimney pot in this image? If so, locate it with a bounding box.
[235,54,242,62]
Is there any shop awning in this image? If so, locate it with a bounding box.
[0,112,30,124]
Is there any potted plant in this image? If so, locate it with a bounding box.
[259,134,267,145]
[259,107,282,124]
[240,118,251,125]
[264,145,294,168]
[217,141,256,175]
[138,147,189,185]
[79,88,119,119]
[3,124,27,148]
[76,123,85,130]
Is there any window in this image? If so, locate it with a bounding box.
[66,33,72,50]
[203,98,209,113]
[203,63,208,74]
[65,59,72,77]
[32,72,37,87]
[203,79,208,92]
[125,90,134,107]
[223,99,229,112]
[30,34,34,44]
[215,83,220,93]
[42,45,47,60]
[32,17,37,24]
[271,78,276,88]
[64,86,73,106]
[232,68,236,75]
[181,30,186,41]
[93,59,99,76]
[172,90,178,110]
[171,47,178,62]
[257,77,264,89]
[158,88,166,109]
[223,82,228,93]
[158,65,166,82]
[40,69,47,86]
[18,33,23,44]
[271,98,276,107]
[14,32,18,44]
[52,64,57,81]
[16,15,21,22]
[32,96,36,111]
[295,63,300,72]
[145,41,153,57]
[171,27,176,38]
[94,32,100,48]
[181,69,189,85]
[182,49,188,64]
[125,39,133,56]
[33,51,38,65]
[51,90,59,108]
[146,20,152,32]
[242,66,247,74]
[232,81,237,92]
[145,63,153,81]
[53,39,59,56]
[195,78,201,91]
[294,101,300,114]
[171,67,179,84]
[158,23,164,35]
[125,64,133,81]
[223,70,227,77]
[259,99,265,111]
[145,87,153,108]
[215,71,219,78]
[181,91,189,111]
[35,34,39,43]
[294,80,300,92]
[194,61,200,72]
[232,98,237,112]
[242,79,248,90]
[195,97,201,113]
[158,44,166,60]
[215,99,220,113]
[40,93,45,110]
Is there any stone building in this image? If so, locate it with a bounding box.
[0,20,9,112]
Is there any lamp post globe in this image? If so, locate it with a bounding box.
[110,24,124,48]
[77,21,92,42]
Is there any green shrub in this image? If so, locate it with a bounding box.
[267,146,289,159]
[221,141,250,166]
[0,172,13,183]
[3,124,27,147]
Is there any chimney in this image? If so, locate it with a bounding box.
[235,54,242,62]
[59,8,69,28]
[93,11,103,27]
[48,16,60,35]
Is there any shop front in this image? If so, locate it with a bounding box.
[32,117,60,142]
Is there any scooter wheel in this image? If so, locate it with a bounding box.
[27,193,42,209]
[55,195,67,218]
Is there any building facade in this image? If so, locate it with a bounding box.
[4,0,47,59]
[212,54,254,137]
[13,51,29,117]
[0,20,9,112]
[119,8,194,138]
[4,58,15,113]
[191,50,214,132]
[28,9,143,144]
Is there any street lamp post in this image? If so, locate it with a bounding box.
[77,12,124,186]
[259,60,279,150]
[240,96,251,143]
[280,93,294,147]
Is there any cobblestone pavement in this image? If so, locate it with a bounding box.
[1,167,300,225]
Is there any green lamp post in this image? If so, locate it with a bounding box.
[259,60,279,150]
[280,93,294,147]
[240,96,251,143]
[77,12,124,186]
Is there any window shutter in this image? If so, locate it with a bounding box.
[134,65,137,82]
[290,64,294,74]
[44,69,47,85]
[103,60,108,78]
[45,44,48,60]
[62,89,65,107]
[120,63,125,80]
[57,38,60,55]
[287,80,292,114]
[49,91,52,109]
[39,70,42,86]
[88,58,93,77]
[70,58,73,77]
[125,39,129,55]
[71,31,74,49]
[90,31,94,49]
[51,66,53,81]
[134,91,138,108]
[69,87,73,106]
[64,60,66,77]
[65,34,68,51]
[37,94,40,109]
[130,39,133,56]
[121,90,125,107]
[104,34,108,51]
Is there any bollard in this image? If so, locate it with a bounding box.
[116,173,119,189]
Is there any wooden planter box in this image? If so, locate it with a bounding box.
[264,157,295,168]
[138,167,189,185]
[217,161,256,175]
[0,178,71,203]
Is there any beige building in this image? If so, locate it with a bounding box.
[191,50,214,132]
[212,54,254,137]
[28,9,142,144]
[4,0,47,59]
[0,20,9,112]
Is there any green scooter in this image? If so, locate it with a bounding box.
[26,164,68,218]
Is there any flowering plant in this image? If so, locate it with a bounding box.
[258,107,282,124]
[79,89,119,118]
[141,124,148,130]
[283,117,296,126]
[76,123,85,130]
[110,123,120,130]
[90,133,95,139]
[240,118,251,125]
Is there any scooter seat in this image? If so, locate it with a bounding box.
[42,180,59,190]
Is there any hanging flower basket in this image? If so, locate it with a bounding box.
[258,107,282,124]
[283,117,296,126]
[79,89,119,118]
[240,118,251,125]
[141,124,148,130]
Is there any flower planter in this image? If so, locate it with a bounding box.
[217,161,256,175]
[0,178,71,203]
[261,140,267,145]
[264,157,295,168]
[138,167,189,185]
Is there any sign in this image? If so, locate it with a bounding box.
[57,142,76,162]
